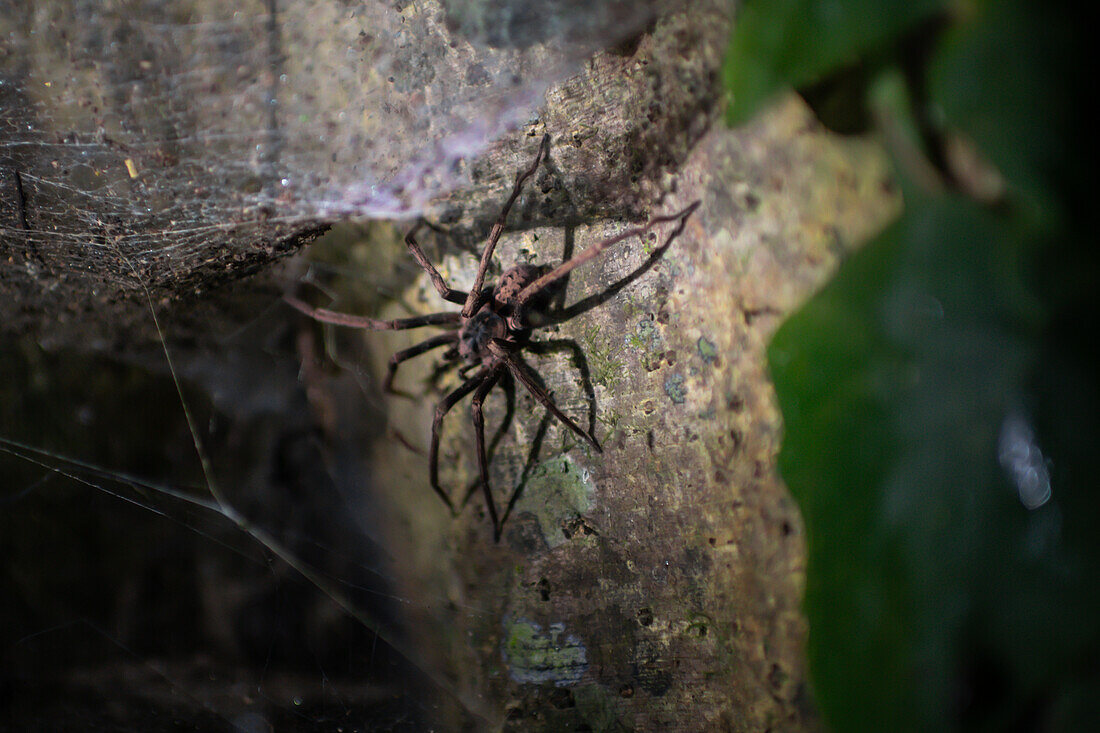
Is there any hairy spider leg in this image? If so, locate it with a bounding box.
[513,200,701,320]
[489,340,601,453]
[285,295,460,330]
[460,370,516,508]
[429,367,490,514]
[404,223,468,305]
[549,204,699,325]
[461,133,551,318]
[525,338,598,439]
[384,332,460,396]
[471,366,506,540]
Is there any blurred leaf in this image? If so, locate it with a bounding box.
[866,67,948,193]
[727,0,1097,729]
[929,1,1075,230]
[723,0,942,124]
[769,181,1099,729]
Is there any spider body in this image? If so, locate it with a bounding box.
[288,134,698,541]
[493,263,543,308]
[458,263,559,364]
[458,305,507,364]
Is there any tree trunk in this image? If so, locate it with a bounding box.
[1,1,900,730]
[1,0,680,348]
[363,93,900,729]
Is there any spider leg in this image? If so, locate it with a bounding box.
[526,338,598,440]
[427,348,461,392]
[512,200,701,323]
[384,331,460,396]
[461,134,551,318]
[430,367,490,514]
[461,370,515,508]
[550,226,576,311]
[404,223,468,305]
[286,294,460,330]
[471,366,505,541]
[489,341,601,453]
[547,201,701,324]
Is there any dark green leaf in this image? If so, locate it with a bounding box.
[929,1,1076,228]
[723,0,942,124]
[769,186,1099,729]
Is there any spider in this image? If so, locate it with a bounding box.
[287,134,699,541]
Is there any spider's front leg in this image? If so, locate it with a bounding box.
[462,134,551,318]
[510,200,701,328]
[404,222,467,305]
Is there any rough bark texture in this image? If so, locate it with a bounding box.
[1,1,902,730]
[353,93,900,729]
[0,0,681,350]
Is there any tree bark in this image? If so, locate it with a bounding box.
[1,1,902,730]
[1,0,680,349]
[359,98,900,731]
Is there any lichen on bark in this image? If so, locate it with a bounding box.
[1,1,902,729]
[354,93,900,730]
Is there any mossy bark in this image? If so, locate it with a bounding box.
[363,96,900,730]
[2,1,901,729]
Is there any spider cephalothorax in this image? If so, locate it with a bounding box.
[457,306,507,364]
[287,134,698,541]
[457,263,549,363]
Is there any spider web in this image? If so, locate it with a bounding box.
[0,0,666,340]
[0,0,671,728]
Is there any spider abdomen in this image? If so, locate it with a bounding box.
[287,129,698,542]
[493,264,542,307]
[495,264,559,331]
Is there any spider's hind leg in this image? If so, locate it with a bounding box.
[525,338,598,444]
[490,341,601,453]
[461,370,517,511]
[429,368,489,515]
[471,366,505,541]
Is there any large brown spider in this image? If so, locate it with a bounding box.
[287,135,698,540]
